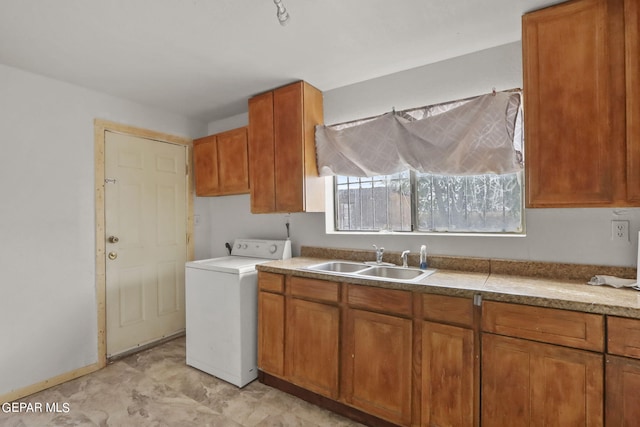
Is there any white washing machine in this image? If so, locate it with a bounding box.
[185,238,291,387]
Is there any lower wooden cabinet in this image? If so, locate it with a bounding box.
[606,355,640,426]
[343,308,413,426]
[257,271,631,427]
[421,321,475,427]
[257,272,285,376]
[606,315,640,425]
[257,291,284,376]
[482,333,603,427]
[482,301,604,427]
[285,297,340,398]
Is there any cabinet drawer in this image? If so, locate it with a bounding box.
[289,276,340,303]
[258,272,284,293]
[482,301,604,351]
[347,285,412,317]
[608,316,640,359]
[423,294,474,328]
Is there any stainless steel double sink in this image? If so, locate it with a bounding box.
[303,261,436,283]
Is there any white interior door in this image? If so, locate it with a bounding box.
[105,131,187,357]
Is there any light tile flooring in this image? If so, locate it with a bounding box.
[0,337,364,426]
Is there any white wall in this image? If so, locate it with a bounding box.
[0,63,207,396]
[198,41,640,267]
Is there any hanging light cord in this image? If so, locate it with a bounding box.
[273,0,290,26]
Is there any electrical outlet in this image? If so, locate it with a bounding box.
[611,220,630,242]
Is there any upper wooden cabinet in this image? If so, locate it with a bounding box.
[248,81,325,213]
[193,127,249,196]
[625,0,640,202]
[523,0,639,207]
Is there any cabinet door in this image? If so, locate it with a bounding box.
[217,127,249,194]
[344,308,412,426]
[523,0,626,207]
[273,82,304,212]
[193,135,219,196]
[626,0,640,202]
[248,91,276,213]
[482,334,603,427]
[285,298,340,398]
[257,291,284,376]
[606,355,640,426]
[422,322,475,427]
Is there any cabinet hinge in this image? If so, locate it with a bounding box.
[473,294,483,307]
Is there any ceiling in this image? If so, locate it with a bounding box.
[0,0,560,123]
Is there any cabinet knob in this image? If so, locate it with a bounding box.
[108,236,119,243]
[108,252,118,260]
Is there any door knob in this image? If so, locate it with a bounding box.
[108,236,119,243]
[108,252,118,260]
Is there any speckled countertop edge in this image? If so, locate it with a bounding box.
[257,247,640,319]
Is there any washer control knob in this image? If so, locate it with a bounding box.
[269,244,278,254]
[242,244,248,249]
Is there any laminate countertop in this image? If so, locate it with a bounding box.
[256,255,640,319]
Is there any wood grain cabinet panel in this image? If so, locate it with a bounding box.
[248,81,324,213]
[247,91,276,212]
[625,0,640,202]
[258,271,284,293]
[482,333,603,427]
[289,276,339,303]
[193,135,219,195]
[423,293,474,327]
[523,0,630,207]
[216,127,250,194]
[608,316,640,359]
[606,355,640,426]
[257,291,284,377]
[346,284,412,317]
[421,321,475,427]
[343,308,412,426]
[193,127,249,196]
[482,300,604,351]
[285,298,340,398]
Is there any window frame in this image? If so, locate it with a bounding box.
[327,171,526,237]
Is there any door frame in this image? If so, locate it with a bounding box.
[94,119,194,367]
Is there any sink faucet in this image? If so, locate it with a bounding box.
[373,245,384,264]
[401,250,410,268]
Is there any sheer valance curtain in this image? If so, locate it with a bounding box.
[314,91,523,177]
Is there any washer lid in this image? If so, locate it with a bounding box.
[185,256,270,274]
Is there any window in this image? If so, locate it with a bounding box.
[335,173,411,231]
[335,171,523,233]
[330,91,524,234]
